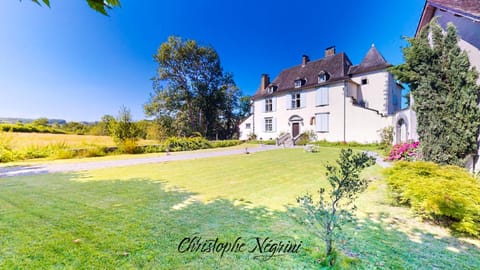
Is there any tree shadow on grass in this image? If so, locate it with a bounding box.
[1,172,479,269]
[0,172,317,269]
[340,212,480,269]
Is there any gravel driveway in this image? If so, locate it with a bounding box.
[0,145,279,178]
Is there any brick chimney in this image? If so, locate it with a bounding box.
[260,74,270,90]
[302,55,310,67]
[325,46,336,57]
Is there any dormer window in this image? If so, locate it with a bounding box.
[318,71,330,83]
[267,84,277,94]
[294,79,305,88]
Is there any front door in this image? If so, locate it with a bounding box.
[292,123,300,138]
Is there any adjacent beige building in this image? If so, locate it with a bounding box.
[410,0,480,170]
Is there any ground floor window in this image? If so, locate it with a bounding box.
[315,113,329,132]
[265,117,273,132]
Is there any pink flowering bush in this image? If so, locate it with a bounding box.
[387,141,419,161]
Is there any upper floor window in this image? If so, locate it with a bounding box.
[291,93,301,109]
[265,98,273,112]
[315,113,329,132]
[318,71,329,83]
[361,78,368,85]
[294,79,304,88]
[316,87,329,106]
[245,123,251,129]
[267,85,277,94]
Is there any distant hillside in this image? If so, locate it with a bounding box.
[0,117,67,125]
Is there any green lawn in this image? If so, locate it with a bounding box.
[0,148,479,269]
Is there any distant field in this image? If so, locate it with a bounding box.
[2,132,156,150]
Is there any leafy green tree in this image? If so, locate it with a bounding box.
[26,0,120,15]
[390,20,480,166]
[111,106,137,143]
[296,149,374,267]
[32,117,49,127]
[145,36,241,140]
[238,95,252,119]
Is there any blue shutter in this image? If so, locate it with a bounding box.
[286,94,291,109]
[301,92,306,108]
[272,97,277,112]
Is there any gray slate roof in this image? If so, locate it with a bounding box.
[348,46,391,75]
[253,46,390,99]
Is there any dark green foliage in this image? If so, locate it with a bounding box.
[145,36,242,140]
[238,95,252,119]
[390,20,480,166]
[0,123,66,134]
[296,130,317,146]
[111,106,139,145]
[27,0,121,15]
[248,139,276,145]
[296,149,375,266]
[209,140,242,148]
[384,161,480,236]
[31,117,49,127]
[62,121,91,135]
[163,137,211,152]
[89,115,116,136]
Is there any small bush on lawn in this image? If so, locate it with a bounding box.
[384,161,480,236]
[387,141,419,161]
[117,138,141,154]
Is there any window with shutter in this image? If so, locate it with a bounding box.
[316,87,329,106]
[315,113,329,132]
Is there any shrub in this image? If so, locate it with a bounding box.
[384,161,480,236]
[297,130,317,146]
[163,137,212,152]
[249,139,276,145]
[387,141,419,161]
[312,140,383,150]
[379,126,394,145]
[296,149,375,266]
[0,123,66,134]
[117,138,141,154]
[210,140,242,148]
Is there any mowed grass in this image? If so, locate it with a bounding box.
[2,132,156,150]
[0,148,479,269]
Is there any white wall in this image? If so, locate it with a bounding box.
[248,74,398,143]
[238,115,253,140]
[351,70,389,114]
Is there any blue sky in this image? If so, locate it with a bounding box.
[0,0,424,122]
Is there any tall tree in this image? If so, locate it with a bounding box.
[238,95,252,119]
[145,36,241,139]
[391,20,480,166]
[26,0,120,15]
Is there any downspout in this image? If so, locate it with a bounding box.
[343,80,346,142]
[251,99,255,137]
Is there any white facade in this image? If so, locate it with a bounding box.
[243,66,403,144]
